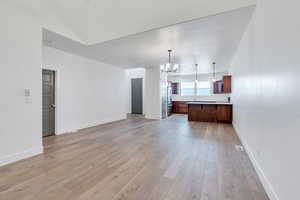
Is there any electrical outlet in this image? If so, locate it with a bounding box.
[25,97,32,104]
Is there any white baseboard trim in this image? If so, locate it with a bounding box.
[145,114,161,120]
[233,122,279,200]
[0,146,43,167]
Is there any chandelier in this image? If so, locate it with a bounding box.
[160,50,179,73]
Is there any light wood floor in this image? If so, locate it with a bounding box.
[0,115,269,200]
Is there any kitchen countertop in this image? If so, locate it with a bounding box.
[172,100,215,102]
[186,101,233,105]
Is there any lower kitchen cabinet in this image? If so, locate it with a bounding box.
[188,104,232,123]
[217,105,233,123]
[172,101,188,114]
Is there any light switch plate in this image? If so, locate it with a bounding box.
[24,89,30,97]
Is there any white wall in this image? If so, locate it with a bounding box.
[168,73,231,102]
[125,68,145,114]
[230,1,300,200]
[2,1,85,44]
[0,1,128,166]
[43,46,127,134]
[145,67,161,119]
[0,4,43,166]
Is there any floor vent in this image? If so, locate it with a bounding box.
[235,145,245,152]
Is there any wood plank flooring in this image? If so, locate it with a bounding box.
[0,115,269,200]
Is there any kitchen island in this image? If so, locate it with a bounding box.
[187,102,232,123]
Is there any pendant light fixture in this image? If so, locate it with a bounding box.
[212,62,216,82]
[160,50,179,73]
[195,64,198,83]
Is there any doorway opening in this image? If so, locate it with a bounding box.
[42,69,56,137]
[131,78,143,114]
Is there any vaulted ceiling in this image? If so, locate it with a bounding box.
[4,0,255,74]
[44,6,255,74]
[5,0,255,44]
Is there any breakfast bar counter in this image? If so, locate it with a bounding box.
[187,102,232,123]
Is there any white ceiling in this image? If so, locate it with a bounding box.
[3,0,89,42]
[43,6,255,74]
[86,0,256,44]
[5,0,255,44]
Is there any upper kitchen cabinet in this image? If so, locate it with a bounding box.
[223,75,232,93]
[171,82,179,95]
[213,80,223,94]
[213,75,232,94]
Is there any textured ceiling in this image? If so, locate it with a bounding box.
[43,6,255,74]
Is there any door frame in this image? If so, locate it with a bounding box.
[42,68,57,137]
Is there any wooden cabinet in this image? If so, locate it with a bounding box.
[213,75,232,94]
[171,83,179,95]
[188,104,218,122]
[213,80,223,94]
[202,105,218,122]
[217,105,232,123]
[188,104,202,121]
[172,101,188,114]
[188,104,232,123]
[173,102,233,123]
[223,76,232,93]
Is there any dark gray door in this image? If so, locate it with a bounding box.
[131,78,143,114]
[42,70,55,137]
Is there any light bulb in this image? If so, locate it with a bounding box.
[173,64,179,71]
[166,63,171,71]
